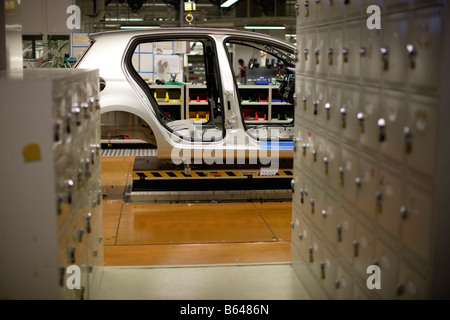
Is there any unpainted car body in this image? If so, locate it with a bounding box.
[76,28,296,165]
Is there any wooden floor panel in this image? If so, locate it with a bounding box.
[101,156,292,266]
[252,201,293,242]
[104,242,291,266]
[101,156,135,201]
[102,200,123,245]
[116,202,277,245]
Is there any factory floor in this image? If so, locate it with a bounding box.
[91,263,309,300]
[95,155,310,300]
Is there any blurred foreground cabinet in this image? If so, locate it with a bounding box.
[292,1,450,299]
[0,69,103,299]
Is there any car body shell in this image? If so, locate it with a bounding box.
[76,28,296,163]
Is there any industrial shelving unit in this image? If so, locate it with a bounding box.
[185,84,210,122]
[150,84,185,120]
[238,85,294,124]
[0,69,103,300]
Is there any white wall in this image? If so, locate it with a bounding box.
[21,0,75,35]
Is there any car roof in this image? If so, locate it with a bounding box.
[89,27,294,48]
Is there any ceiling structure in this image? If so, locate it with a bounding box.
[76,0,297,41]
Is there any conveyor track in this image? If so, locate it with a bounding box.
[102,144,294,202]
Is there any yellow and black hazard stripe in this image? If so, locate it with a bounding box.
[133,170,294,180]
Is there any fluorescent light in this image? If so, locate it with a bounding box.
[106,18,144,22]
[221,0,239,8]
[120,26,160,29]
[244,26,286,30]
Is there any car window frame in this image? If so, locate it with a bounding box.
[124,34,226,143]
[223,36,296,142]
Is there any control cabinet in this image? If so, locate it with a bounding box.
[0,69,103,299]
[292,1,450,299]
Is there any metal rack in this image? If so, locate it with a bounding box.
[0,69,103,300]
[292,1,450,299]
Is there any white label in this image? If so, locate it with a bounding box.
[260,168,278,176]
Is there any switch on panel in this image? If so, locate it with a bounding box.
[323,137,341,190]
[340,106,347,129]
[359,88,381,152]
[308,180,325,230]
[312,149,318,162]
[315,80,328,128]
[375,190,383,214]
[297,218,312,262]
[314,49,320,65]
[296,32,307,73]
[342,48,348,63]
[326,81,343,135]
[293,136,301,154]
[323,156,329,176]
[313,99,319,116]
[339,167,345,187]
[336,224,343,243]
[316,27,328,77]
[378,118,386,143]
[324,102,331,120]
[320,261,326,279]
[380,46,389,71]
[328,25,344,80]
[403,126,413,154]
[303,78,316,121]
[357,156,379,219]
[320,188,336,225]
[310,232,324,280]
[342,84,360,143]
[71,102,82,127]
[305,33,317,75]
[64,178,74,204]
[305,0,310,17]
[340,146,359,204]
[328,48,334,66]
[357,112,365,134]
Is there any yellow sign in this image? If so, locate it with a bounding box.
[184,0,196,12]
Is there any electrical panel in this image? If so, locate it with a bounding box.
[292,1,450,299]
[0,69,103,299]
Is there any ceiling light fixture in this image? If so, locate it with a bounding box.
[221,0,239,8]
